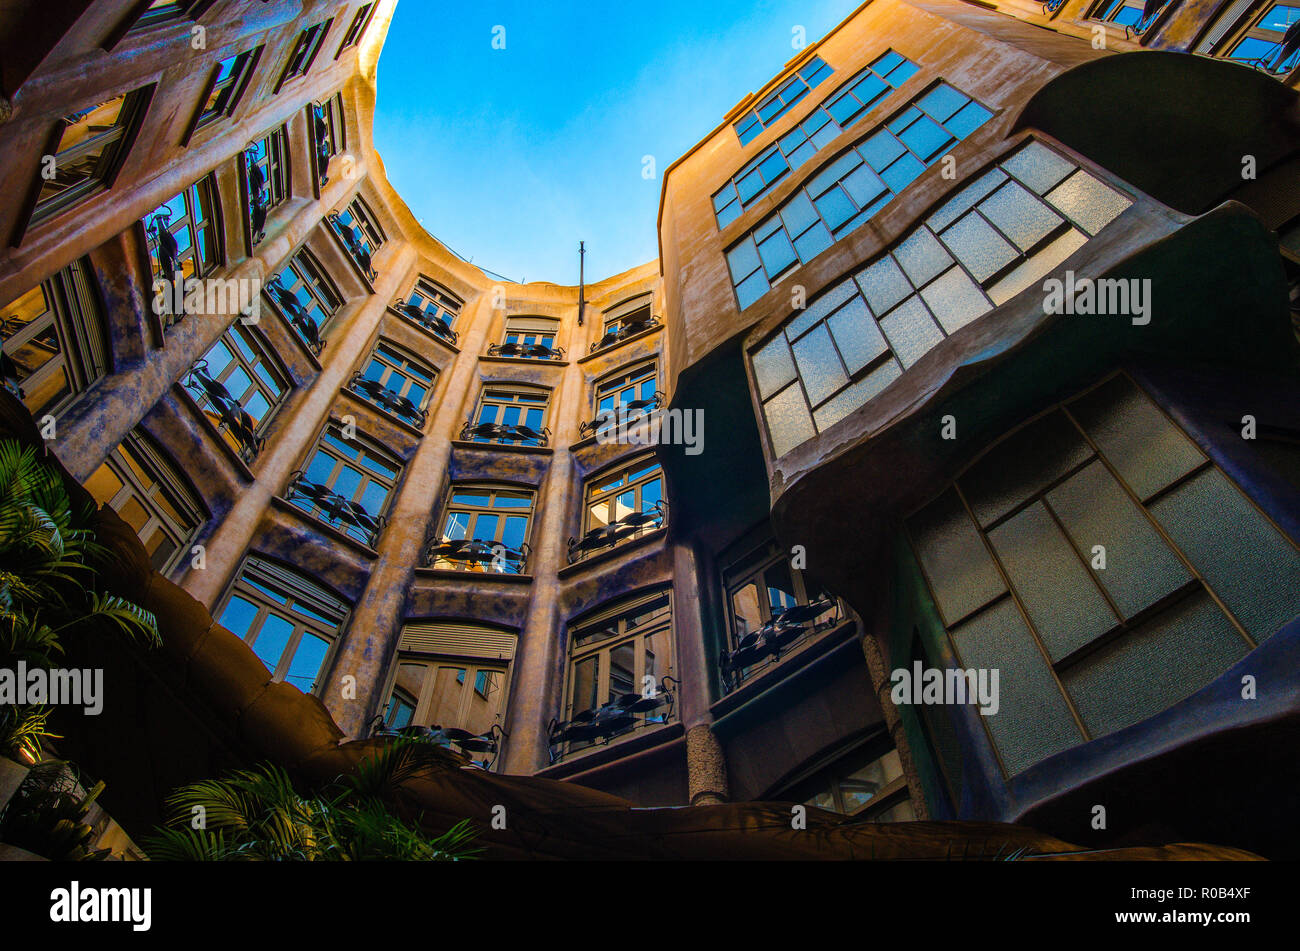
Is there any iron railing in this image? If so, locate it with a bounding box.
[285,470,386,547]
[487,340,565,361]
[567,500,666,564]
[719,598,842,693]
[183,359,266,463]
[423,536,531,575]
[578,392,663,441]
[589,313,661,353]
[349,372,428,427]
[547,676,678,763]
[328,212,377,282]
[369,719,509,771]
[392,299,458,345]
[459,419,550,447]
[264,277,325,355]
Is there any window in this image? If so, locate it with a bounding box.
[779,738,914,821]
[217,557,349,694]
[714,51,919,228]
[720,536,841,690]
[752,141,1133,457]
[144,176,221,296]
[328,195,384,281]
[192,47,260,133]
[554,590,675,759]
[394,277,461,344]
[490,316,563,360]
[428,484,534,574]
[264,250,342,354]
[127,0,210,30]
[0,258,107,419]
[1088,0,1170,30]
[378,622,516,768]
[463,384,550,446]
[906,373,1300,777]
[570,456,665,562]
[350,341,435,427]
[582,361,659,439]
[311,94,346,188]
[734,56,834,146]
[30,87,151,225]
[592,295,658,352]
[288,423,400,546]
[83,431,204,575]
[244,127,290,246]
[337,3,376,55]
[727,82,993,309]
[183,322,288,462]
[279,19,333,87]
[1200,1,1300,72]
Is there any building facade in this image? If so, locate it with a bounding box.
[0,0,1297,855]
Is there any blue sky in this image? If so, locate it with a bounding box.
[372,0,861,284]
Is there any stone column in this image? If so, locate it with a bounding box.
[686,723,729,805]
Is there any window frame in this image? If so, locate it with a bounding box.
[25,85,154,230]
[215,556,349,695]
[83,430,205,576]
[186,46,262,142]
[264,248,343,354]
[429,483,536,574]
[0,257,108,420]
[288,421,402,546]
[183,320,290,461]
[465,383,551,446]
[277,19,334,91]
[335,3,377,58]
[243,125,291,249]
[581,455,665,538]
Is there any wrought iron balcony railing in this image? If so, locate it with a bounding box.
[265,277,325,355]
[0,321,26,401]
[328,212,377,282]
[1041,0,1066,13]
[589,313,661,353]
[286,470,386,547]
[567,500,666,564]
[1243,22,1300,73]
[311,102,331,189]
[392,299,458,345]
[244,143,270,246]
[423,536,531,575]
[146,210,183,326]
[486,340,565,361]
[348,372,428,428]
[719,598,842,693]
[459,419,550,447]
[1123,0,1169,37]
[547,676,678,764]
[183,359,266,463]
[368,719,508,770]
[577,392,663,441]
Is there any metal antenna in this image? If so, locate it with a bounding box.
[578,241,586,325]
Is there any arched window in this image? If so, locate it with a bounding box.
[84,429,205,576]
[1197,0,1300,73]
[287,421,401,547]
[551,589,676,761]
[569,455,665,563]
[462,383,550,446]
[490,316,563,360]
[0,257,108,420]
[216,556,350,695]
[349,339,436,428]
[377,621,516,769]
[427,483,535,574]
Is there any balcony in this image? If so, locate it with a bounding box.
[264,277,324,355]
[486,340,565,361]
[285,470,386,547]
[547,677,677,763]
[348,372,428,428]
[719,598,842,693]
[182,359,265,463]
[243,143,269,246]
[589,312,661,354]
[392,299,458,346]
[567,500,666,564]
[423,536,531,575]
[459,419,550,447]
[577,392,662,441]
[327,212,377,282]
[146,210,182,327]
[311,102,331,189]
[368,720,508,770]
